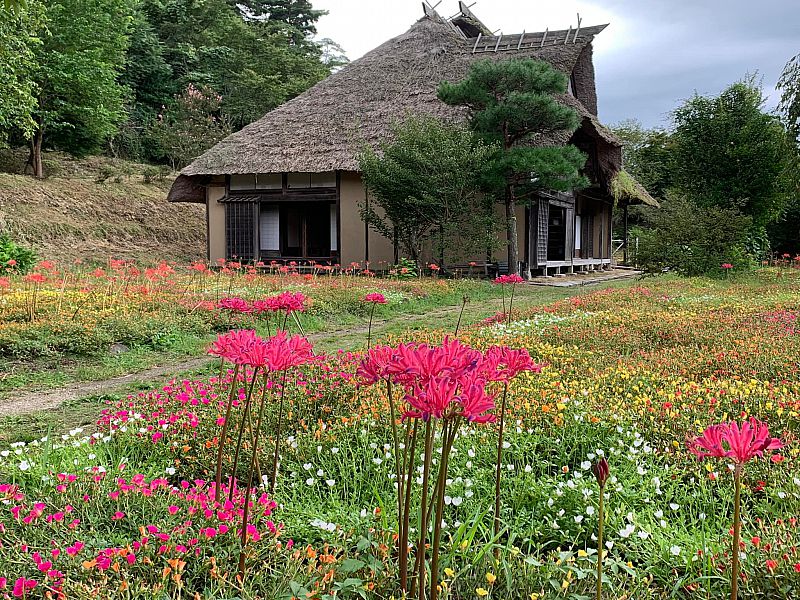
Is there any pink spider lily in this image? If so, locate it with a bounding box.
[217,297,252,313]
[688,419,785,600]
[688,418,784,464]
[364,292,388,304]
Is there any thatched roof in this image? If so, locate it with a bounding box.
[610,170,660,208]
[174,9,618,194]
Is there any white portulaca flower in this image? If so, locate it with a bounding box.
[618,524,635,539]
[326,479,335,487]
[670,546,681,556]
[305,477,315,486]
[580,461,591,470]
[303,463,312,471]
[637,530,650,539]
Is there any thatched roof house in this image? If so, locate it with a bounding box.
[170,2,656,275]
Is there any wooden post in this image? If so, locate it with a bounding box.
[623,204,629,265]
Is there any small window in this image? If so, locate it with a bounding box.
[330,203,338,251]
[287,173,312,189]
[260,204,280,252]
[256,174,282,190]
[311,172,336,188]
[230,174,256,190]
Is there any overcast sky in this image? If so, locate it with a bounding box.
[312,0,797,129]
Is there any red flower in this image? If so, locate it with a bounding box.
[766,559,778,572]
[493,274,524,284]
[364,292,388,304]
[721,263,734,269]
[208,329,261,364]
[592,458,610,487]
[457,376,496,423]
[687,418,784,464]
[218,297,251,313]
[480,346,541,382]
[13,577,37,596]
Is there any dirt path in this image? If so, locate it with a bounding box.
[0,302,478,418]
[0,272,638,418]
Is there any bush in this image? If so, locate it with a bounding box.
[0,233,37,274]
[631,195,753,276]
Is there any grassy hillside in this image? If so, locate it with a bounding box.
[0,150,205,263]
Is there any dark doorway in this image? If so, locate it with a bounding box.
[280,202,332,259]
[547,205,567,261]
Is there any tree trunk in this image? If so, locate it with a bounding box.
[505,185,519,275]
[29,126,44,179]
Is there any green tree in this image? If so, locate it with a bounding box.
[0,2,42,146]
[612,119,674,200]
[139,0,328,131]
[235,0,325,41]
[27,0,132,177]
[148,84,232,169]
[778,53,800,145]
[359,117,497,267]
[632,194,752,277]
[438,58,587,275]
[671,78,795,230]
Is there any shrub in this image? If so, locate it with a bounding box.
[0,233,37,274]
[631,195,753,276]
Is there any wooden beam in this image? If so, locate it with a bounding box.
[493,34,502,52]
[564,25,572,44]
[472,32,482,53]
[517,30,525,49]
[540,28,548,47]
[573,13,582,42]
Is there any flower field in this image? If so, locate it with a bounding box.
[1,269,800,599]
[0,260,496,392]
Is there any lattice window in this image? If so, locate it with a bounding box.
[225,202,255,261]
[536,200,549,265]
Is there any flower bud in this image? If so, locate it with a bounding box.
[592,458,610,487]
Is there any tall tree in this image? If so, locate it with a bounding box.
[438,58,587,275]
[671,78,795,230]
[148,84,231,169]
[778,53,800,145]
[28,0,132,176]
[0,2,42,146]
[612,119,674,200]
[235,0,325,41]
[359,117,497,267]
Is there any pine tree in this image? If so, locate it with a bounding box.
[438,58,587,275]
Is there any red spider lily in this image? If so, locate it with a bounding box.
[208,330,261,364]
[403,377,461,421]
[687,418,784,464]
[356,345,397,385]
[480,346,542,382]
[240,330,314,371]
[721,263,734,269]
[493,274,524,284]
[364,292,388,304]
[217,297,251,313]
[274,291,307,313]
[457,376,496,423]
